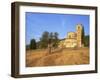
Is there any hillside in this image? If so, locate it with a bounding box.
[26,47,89,67]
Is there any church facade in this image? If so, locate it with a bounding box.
[58,24,84,48]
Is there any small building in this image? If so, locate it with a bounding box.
[58,24,84,48]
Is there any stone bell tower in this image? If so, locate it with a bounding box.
[76,24,84,47]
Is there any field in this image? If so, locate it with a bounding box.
[26,47,89,67]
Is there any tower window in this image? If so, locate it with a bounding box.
[69,35,71,38]
[78,26,80,29]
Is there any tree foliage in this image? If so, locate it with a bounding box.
[39,31,59,49]
[84,35,89,47]
[53,32,59,48]
[30,39,37,49]
[82,27,85,44]
[39,31,49,48]
[28,31,59,49]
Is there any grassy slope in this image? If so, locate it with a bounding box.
[26,48,89,67]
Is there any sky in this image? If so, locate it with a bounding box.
[26,12,90,45]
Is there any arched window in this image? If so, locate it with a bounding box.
[69,35,71,38]
[78,26,80,29]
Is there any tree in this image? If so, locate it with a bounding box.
[82,26,85,44]
[39,31,59,49]
[30,39,37,49]
[36,41,41,49]
[84,35,89,47]
[53,32,59,48]
[49,32,54,43]
[39,31,49,48]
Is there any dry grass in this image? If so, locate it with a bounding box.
[26,47,89,67]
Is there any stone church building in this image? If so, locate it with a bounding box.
[59,24,84,48]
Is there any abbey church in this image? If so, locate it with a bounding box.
[58,24,84,48]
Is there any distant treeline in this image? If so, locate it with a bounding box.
[26,31,59,50]
[26,31,89,50]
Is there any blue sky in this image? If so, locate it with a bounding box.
[26,12,90,45]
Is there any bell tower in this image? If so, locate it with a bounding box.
[76,24,84,47]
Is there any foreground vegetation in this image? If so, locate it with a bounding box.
[26,47,89,67]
